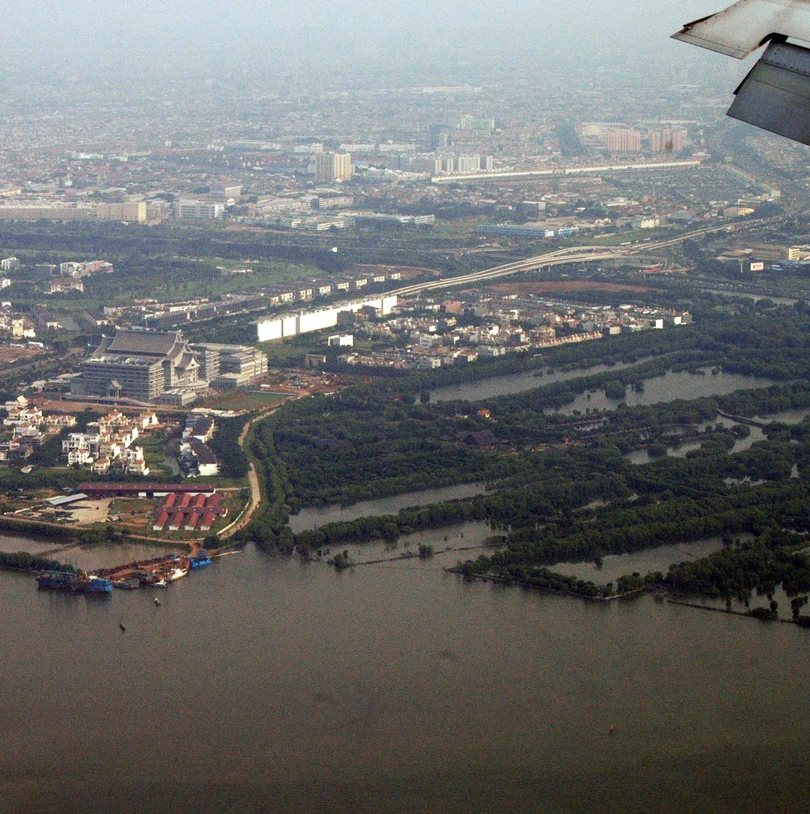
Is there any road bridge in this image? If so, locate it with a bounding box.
[386,221,771,300]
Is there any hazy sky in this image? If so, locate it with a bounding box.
[1,0,725,69]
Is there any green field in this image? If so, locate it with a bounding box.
[199,391,288,412]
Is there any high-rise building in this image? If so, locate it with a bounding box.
[649,127,686,154]
[604,127,641,153]
[456,155,482,173]
[314,153,353,182]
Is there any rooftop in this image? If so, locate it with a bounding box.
[104,329,184,358]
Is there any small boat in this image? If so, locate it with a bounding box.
[154,598,161,606]
[167,564,189,582]
[119,622,126,632]
[153,579,168,588]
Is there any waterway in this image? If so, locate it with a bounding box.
[327,519,500,568]
[625,406,809,465]
[0,534,182,571]
[554,369,773,416]
[289,482,487,533]
[550,537,737,584]
[4,541,810,812]
[425,359,646,403]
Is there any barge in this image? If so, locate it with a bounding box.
[37,571,113,594]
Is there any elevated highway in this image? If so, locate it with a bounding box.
[387,221,767,299]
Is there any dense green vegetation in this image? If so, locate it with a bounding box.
[666,531,810,601]
[241,296,810,609]
[207,415,250,479]
[0,550,72,572]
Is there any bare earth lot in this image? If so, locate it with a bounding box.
[64,499,114,526]
[0,346,40,364]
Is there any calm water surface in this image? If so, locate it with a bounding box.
[551,537,734,583]
[4,543,810,813]
[0,536,183,571]
[426,359,647,403]
[555,370,773,415]
[625,406,808,465]
[289,483,487,533]
[5,372,809,811]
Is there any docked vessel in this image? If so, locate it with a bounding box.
[167,563,189,582]
[112,578,141,590]
[36,571,113,594]
[37,571,83,592]
[189,552,212,569]
[84,576,114,594]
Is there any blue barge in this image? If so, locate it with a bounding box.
[189,553,212,569]
[36,571,113,594]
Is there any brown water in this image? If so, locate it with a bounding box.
[626,406,809,465]
[551,537,732,583]
[4,543,810,813]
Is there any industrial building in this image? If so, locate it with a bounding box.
[78,483,217,499]
[0,202,146,222]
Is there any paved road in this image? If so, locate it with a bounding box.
[385,220,777,300]
[219,404,286,540]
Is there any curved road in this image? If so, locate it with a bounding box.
[385,220,773,300]
[219,403,288,540]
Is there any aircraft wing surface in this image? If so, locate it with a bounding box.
[673,0,810,144]
[673,0,810,58]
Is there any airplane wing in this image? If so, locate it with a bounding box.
[672,0,810,58]
[673,0,810,144]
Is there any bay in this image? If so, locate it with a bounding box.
[4,542,810,812]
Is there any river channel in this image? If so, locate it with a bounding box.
[288,482,488,534]
[555,369,773,415]
[424,359,647,403]
[6,366,810,811]
[625,406,810,465]
[4,540,810,813]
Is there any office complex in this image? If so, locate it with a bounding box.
[72,330,206,403]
